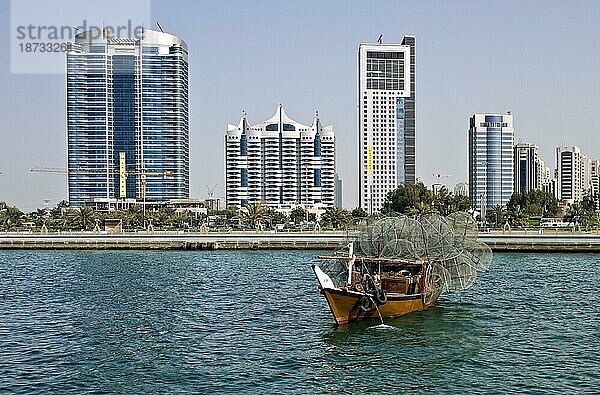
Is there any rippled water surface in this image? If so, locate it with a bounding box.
[0,250,599,393]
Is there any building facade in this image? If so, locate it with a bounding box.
[591,160,600,198]
[67,28,189,207]
[555,146,582,202]
[334,173,343,208]
[468,113,515,214]
[514,143,539,193]
[454,182,469,197]
[225,106,335,208]
[358,36,416,213]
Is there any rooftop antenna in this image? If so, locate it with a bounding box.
[377,34,383,44]
[156,21,165,33]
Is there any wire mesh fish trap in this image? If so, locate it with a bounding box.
[349,212,491,294]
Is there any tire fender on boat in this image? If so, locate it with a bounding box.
[374,289,387,305]
[358,295,375,312]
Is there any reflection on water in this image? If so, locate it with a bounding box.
[0,251,599,393]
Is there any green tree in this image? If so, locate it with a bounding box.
[265,208,288,229]
[507,205,528,228]
[76,206,95,231]
[432,187,471,216]
[507,190,559,220]
[351,207,367,218]
[239,203,269,229]
[382,182,435,216]
[290,206,308,225]
[28,208,48,230]
[320,207,351,230]
[0,206,24,231]
[125,205,143,229]
[486,205,507,228]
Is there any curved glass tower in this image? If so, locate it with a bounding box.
[468,113,514,214]
[67,28,189,207]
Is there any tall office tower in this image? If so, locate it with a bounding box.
[67,28,189,207]
[468,113,515,214]
[358,36,415,214]
[334,173,343,208]
[514,143,540,193]
[454,182,469,197]
[555,146,582,202]
[225,105,335,208]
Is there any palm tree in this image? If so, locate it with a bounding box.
[127,205,144,229]
[0,206,23,231]
[76,206,95,231]
[486,205,507,228]
[320,207,351,230]
[60,208,79,231]
[240,203,268,229]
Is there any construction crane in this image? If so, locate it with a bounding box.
[206,184,217,199]
[32,157,172,209]
[30,166,171,198]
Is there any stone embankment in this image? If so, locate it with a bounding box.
[0,231,349,250]
[2,230,600,251]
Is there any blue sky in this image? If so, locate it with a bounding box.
[2,0,600,211]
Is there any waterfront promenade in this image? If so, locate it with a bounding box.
[0,231,348,250]
[2,230,600,251]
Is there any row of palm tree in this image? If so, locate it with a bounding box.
[4,187,600,232]
[0,201,202,232]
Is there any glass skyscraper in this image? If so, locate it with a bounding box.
[469,113,514,214]
[514,143,540,194]
[67,28,189,207]
[358,36,416,213]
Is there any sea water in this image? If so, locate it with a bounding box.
[0,250,598,393]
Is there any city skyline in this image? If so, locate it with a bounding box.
[3,1,600,211]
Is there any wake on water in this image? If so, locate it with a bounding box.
[369,323,397,330]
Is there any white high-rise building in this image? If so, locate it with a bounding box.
[591,160,600,197]
[468,113,515,213]
[580,154,593,197]
[454,182,469,197]
[556,146,582,202]
[537,159,550,191]
[225,105,335,208]
[358,36,416,214]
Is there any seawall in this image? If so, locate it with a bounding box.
[0,232,348,250]
[2,231,600,252]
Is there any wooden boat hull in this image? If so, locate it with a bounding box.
[322,288,429,325]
